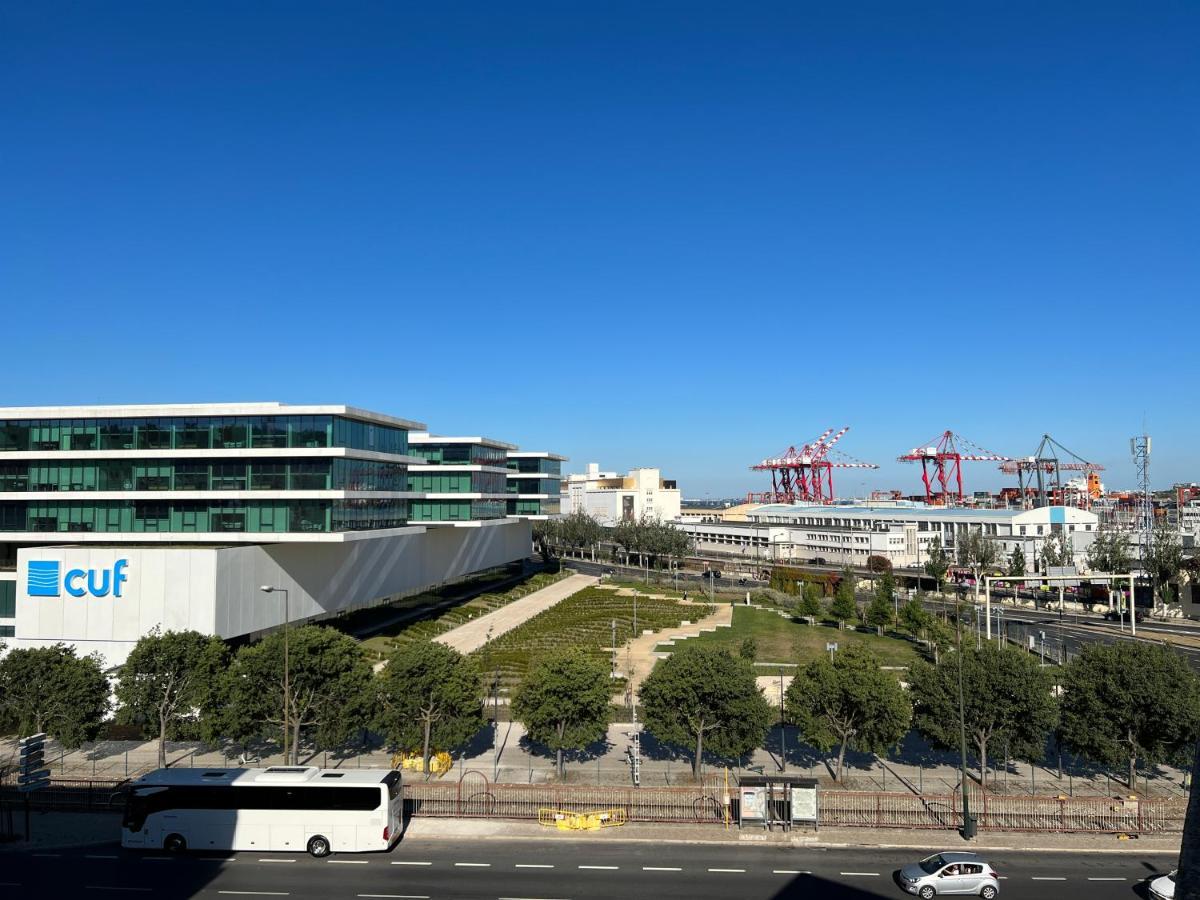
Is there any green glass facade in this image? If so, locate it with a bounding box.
[507,457,562,476]
[407,471,507,494]
[408,500,506,522]
[0,499,406,533]
[0,415,409,455]
[0,580,14,618]
[409,443,507,466]
[506,477,560,496]
[0,458,407,493]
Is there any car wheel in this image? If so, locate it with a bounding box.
[163,833,187,853]
[919,887,936,899]
[980,886,997,899]
[307,835,331,858]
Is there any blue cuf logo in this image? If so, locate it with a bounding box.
[27,559,128,598]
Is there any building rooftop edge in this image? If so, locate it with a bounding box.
[408,433,519,451]
[0,402,427,431]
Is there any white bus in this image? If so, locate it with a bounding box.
[121,766,403,857]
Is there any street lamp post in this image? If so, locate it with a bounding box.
[778,667,787,773]
[260,586,290,765]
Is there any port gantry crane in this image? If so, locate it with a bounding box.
[898,431,1011,505]
[999,434,1105,509]
[749,426,879,505]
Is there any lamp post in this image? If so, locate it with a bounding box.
[260,586,290,764]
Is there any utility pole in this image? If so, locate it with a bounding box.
[1131,433,1152,609]
[955,604,975,839]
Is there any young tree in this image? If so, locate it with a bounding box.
[116,629,228,769]
[799,582,823,621]
[1008,546,1026,579]
[639,644,772,779]
[958,527,1000,612]
[829,570,859,628]
[923,536,950,593]
[1060,641,1200,789]
[1146,520,1184,606]
[1086,523,1133,574]
[512,651,611,778]
[922,615,955,665]
[865,572,895,635]
[221,625,374,764]
[0,644,110,748]
[899,597,931,639]
[377,641,483,775]
[785,644,911,782]
[739,637,758,660]
[532,518,560,563]
[909,642,1058,784]
[1040,533,1073,572]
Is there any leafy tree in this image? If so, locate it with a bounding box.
[1008,546,1026,579]
[769,566,804,595]
[785,644,911,782]
[829,570,859,627]
[377,641,483,775]
[799,583,823,621]
[220,625,374,764]
[909,642,1057,784]
[116,629,228,769]
[958,527,1000,612]
[739,637,758,660]
[923,536,950,593]
[0,644,110,748]
[1086,523,1133,574]
[532,518,560,563]
[1146,519,1184,606]
[866,555,892,574]
[865,572,895,635]
[899,597,931,638]
[639,644,773,779]
[922,615,955,665]
[1040,533,1073,571]
[512,651,612,777]
[1060,641,1200,789]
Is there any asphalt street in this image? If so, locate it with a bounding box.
[0,837,1178,899]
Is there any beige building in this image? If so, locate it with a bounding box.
[560,463,681,525]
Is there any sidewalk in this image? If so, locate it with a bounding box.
[434,573,597,654]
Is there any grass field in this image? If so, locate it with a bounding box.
[667,605,921,669]
[471,586,714,691]
[358,570,570,661]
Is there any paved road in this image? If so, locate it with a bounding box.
[0,837,1178,899]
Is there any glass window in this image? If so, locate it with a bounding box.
[174,419,212,449]
[251,463,287,490]
[136,420,173,450]
[173,462,209,491]
[99,422,135,450]
[0,581,16,618]
[291,416,330,448]
[252,417,289,448]
[290,462,330,490]
[211,463,247,491]
[214,419,249,449]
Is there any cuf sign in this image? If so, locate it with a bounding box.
[28,559,129,598]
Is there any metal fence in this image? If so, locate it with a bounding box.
[0,777,128,813]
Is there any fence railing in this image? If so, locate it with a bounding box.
[3,774,1187,835]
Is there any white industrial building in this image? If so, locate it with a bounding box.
[676,501,1099,571]
[560,463,681,526]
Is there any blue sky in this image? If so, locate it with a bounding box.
[3,2,1196,498]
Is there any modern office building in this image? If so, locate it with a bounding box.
[506,451,566,519]
[0,404,543,667]
[560,463,681,525]
[676,500,1099,570]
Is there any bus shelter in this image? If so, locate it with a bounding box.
[736,774,819,832]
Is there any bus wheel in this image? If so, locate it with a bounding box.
[307,835,331,858]
[163,833,187,853]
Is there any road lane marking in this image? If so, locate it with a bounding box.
[218,893,291,897]
[257,858,296,863]
[515,864,555,868]
[1088,877,1126,881]
[85,888,153,893]
[498,897,571,900]
[840,872,879,876]
[357,895,429,899]
[774,870,810,874]
[142,857,173,861]
[708,868,745,873]
[456,862,492,867]
[32,853,62,858]
[578,865,619,870]
[390,861,432,866]
[327,859,369,864]
[85,854,119,859]
[1031,877,1067,881]
[643,866,682,871]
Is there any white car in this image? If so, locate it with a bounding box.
[1150,870,1175,900]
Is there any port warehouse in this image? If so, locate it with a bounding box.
[0,403,563,668]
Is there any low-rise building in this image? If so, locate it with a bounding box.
[560,463,681,525]
[506,451,566,519]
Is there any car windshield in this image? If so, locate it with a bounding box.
[919,855,945,874]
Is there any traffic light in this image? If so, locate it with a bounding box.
[18,733,50,793]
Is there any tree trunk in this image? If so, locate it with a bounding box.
[158,709,168,769]
[1129,755,1137,792]
[693,730,704,780]
[1175,738,1200,899]
[978,736,988,787]
[836,741,847,783]
[292,717,302,767]
[556,748,563,778]
[422,716,433,781]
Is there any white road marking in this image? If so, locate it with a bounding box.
[840,872,879,876]
[643,866,682,871]
[390,861,433,866]
[85,854,119,859]
[1031,877,1067,881]
[515,864,555,868]
[774,870,810,874]
[32,853,62,858]
[498,897,571,900]
[357,895,429,899]
[455,862,492,867]
[142,857,173,861]
[327,859,369,864]
[201,856,233,861]
[218,893,291,897]
[85,889,153,894]
[257,858,296,863]
[578,865,619,870]
[1088,877,1126,881]
[708,868,745,873]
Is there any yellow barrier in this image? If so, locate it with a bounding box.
[537,808,626,831]
[390,751,453,776]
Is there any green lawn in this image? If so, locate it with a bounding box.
[472,586,714,691]
[668,605,921,669]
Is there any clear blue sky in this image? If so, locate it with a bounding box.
[3,2,1196,498]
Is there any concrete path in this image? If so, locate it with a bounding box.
[618,599,733,696]
[433,572,597,655]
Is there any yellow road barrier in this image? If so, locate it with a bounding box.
[537,808,626,831]
[391,751,453,776]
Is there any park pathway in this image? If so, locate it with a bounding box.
[433,572,597,654]
[614,594,733,698]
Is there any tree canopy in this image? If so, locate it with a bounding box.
[865,572,895,634]
[909,642,1058,783]
[610,516,691,568]
[116,628,228,768]
[511,651,612,777]
[0,644,110,748]
[1086,524,1133,575]
[639,644,772,779]
[377,641,483,773]
[1060,641,1200,788]
[829,571,859,626]
[785,644,910,782]
[924,536,950,591]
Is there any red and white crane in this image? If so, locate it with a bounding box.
[750,426,879,505]
[898,431,1010,505]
